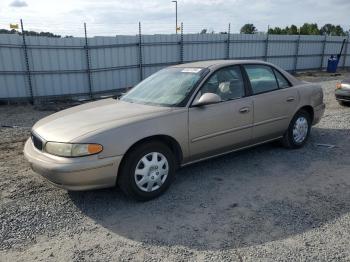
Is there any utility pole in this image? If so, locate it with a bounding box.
[172,0,178,34]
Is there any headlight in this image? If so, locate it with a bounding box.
[45,142,103,157]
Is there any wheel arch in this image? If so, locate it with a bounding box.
[117,134,183,180]
[297,105,314,123]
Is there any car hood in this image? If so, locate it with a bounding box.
[33,98,172,142]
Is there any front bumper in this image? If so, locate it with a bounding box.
[335,89,350,102]
[313,103,325,125]
[24,139,123,191]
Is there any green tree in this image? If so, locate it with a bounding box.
[0,29,18,34]
[299,23,319,35]
[288,25,299,35]
[334,25,346,36]
[240,24,257,34]
[0,28,61,37]
[320,24,346,36]
[268,27,285,34]
[25,31,61,38]
[320,23,334,35]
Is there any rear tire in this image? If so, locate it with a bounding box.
[282,110,311,149]
[118,141,175,201]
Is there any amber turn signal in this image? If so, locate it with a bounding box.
[88,144,103,154]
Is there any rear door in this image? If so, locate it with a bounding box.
[188,65,253,160]
[243,65,299,142]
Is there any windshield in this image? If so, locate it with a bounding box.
[121,67,205,107]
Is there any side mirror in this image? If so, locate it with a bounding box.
[192,92,221,107]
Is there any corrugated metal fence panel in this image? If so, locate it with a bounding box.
[89,36,139,91]
[142,34,180,78]
[267,35,299,71]
[1,33,350,100]
[230,34,266,59]
[345,39,350,67]
[26,36,88,96]
[0,34,25,71]
[32,72,88,97]
[143,65,165,80]
[142,34,180,64]
[183,34,227,61]
[298,35,324,70]
[0,34,28,98]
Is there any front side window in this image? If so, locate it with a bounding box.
[199,66,245,101]
[244,65,278,94]
[121,67,206,107]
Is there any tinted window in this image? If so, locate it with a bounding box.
[274,69,291,88]
[244,65,278,94]
[200,66,245,101]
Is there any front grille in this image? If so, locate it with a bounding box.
[31,133,43,151]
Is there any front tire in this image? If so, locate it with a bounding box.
[118,141,176,201]
[282,110,311,149]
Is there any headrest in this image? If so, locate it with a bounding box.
[218,82,230,93]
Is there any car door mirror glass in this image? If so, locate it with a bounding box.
[192,92,221,107]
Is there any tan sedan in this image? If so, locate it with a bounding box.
[24,60,325,200]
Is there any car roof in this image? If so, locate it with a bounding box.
[172,59,302,86]
[172,59,271,70]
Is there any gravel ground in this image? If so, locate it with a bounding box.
[1,71,350,261]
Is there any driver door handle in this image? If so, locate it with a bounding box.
[286,97,295,102]
[239,107,250,113]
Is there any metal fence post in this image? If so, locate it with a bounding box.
[343,35,349,69]
[264,31,269,62]
[20,19,34,104]
[84,23,93,99]
[293,34,301,73]
[320,35,327,70]
[226,23,231,60]
[138,22,143,81]
[180,22,184,63]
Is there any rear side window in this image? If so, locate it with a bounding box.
[244,65,278,94]
[274,69,291,89]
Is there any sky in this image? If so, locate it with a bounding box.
[0,0,349,36]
